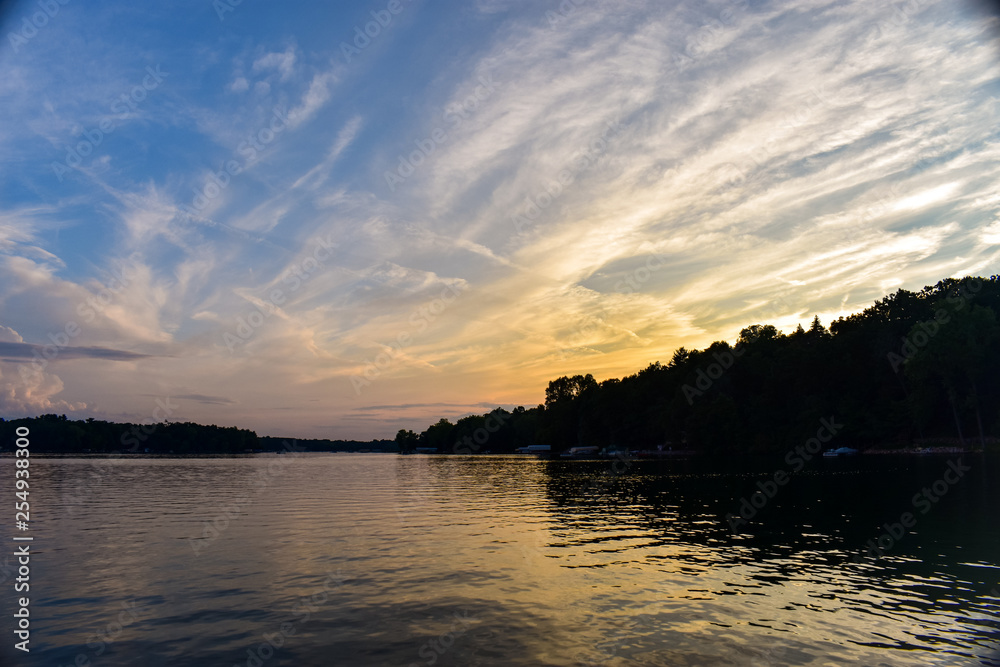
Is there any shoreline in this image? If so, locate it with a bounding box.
[1,447,993,459]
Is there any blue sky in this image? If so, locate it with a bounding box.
[1,0,998,438]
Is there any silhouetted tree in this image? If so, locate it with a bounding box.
[395,429,419,454]
[406,275,1000,456]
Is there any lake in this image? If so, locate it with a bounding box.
[1,453,998,666]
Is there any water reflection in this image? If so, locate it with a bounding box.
[0,454,996,666]
[536,455,1000,665]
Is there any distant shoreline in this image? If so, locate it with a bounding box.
[2,447,993,459]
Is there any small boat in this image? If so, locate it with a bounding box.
[515,445,551,456]
[561,446,601,459]
[823,447,859,457]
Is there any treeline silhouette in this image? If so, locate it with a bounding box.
[3,276,997,457]
[398,275,1000,455]
[0,415,397,454]
[0,414,260,454]
[258,436,395,453]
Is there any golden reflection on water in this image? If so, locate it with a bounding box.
[4,454,998,666]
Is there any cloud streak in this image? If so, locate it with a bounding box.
[0,0,996,437]
[0,342,153,362]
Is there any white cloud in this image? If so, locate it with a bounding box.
[291,115,364,190]
[0,325,23,343]
[329,114,363,161]
[252,47,297,82]
[1,0,997,437]
[982,219,1000,245]
[891,182,963,213]
[287,71,337,128]
[0,361,87,416]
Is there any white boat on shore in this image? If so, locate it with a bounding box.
[560,446,601,459]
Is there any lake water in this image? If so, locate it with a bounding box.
[1,453,998,666]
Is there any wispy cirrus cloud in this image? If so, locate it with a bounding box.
[0,0,996,437]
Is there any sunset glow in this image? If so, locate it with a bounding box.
[1,0,998,438]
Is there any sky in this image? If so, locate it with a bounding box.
[0,0,998,439]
